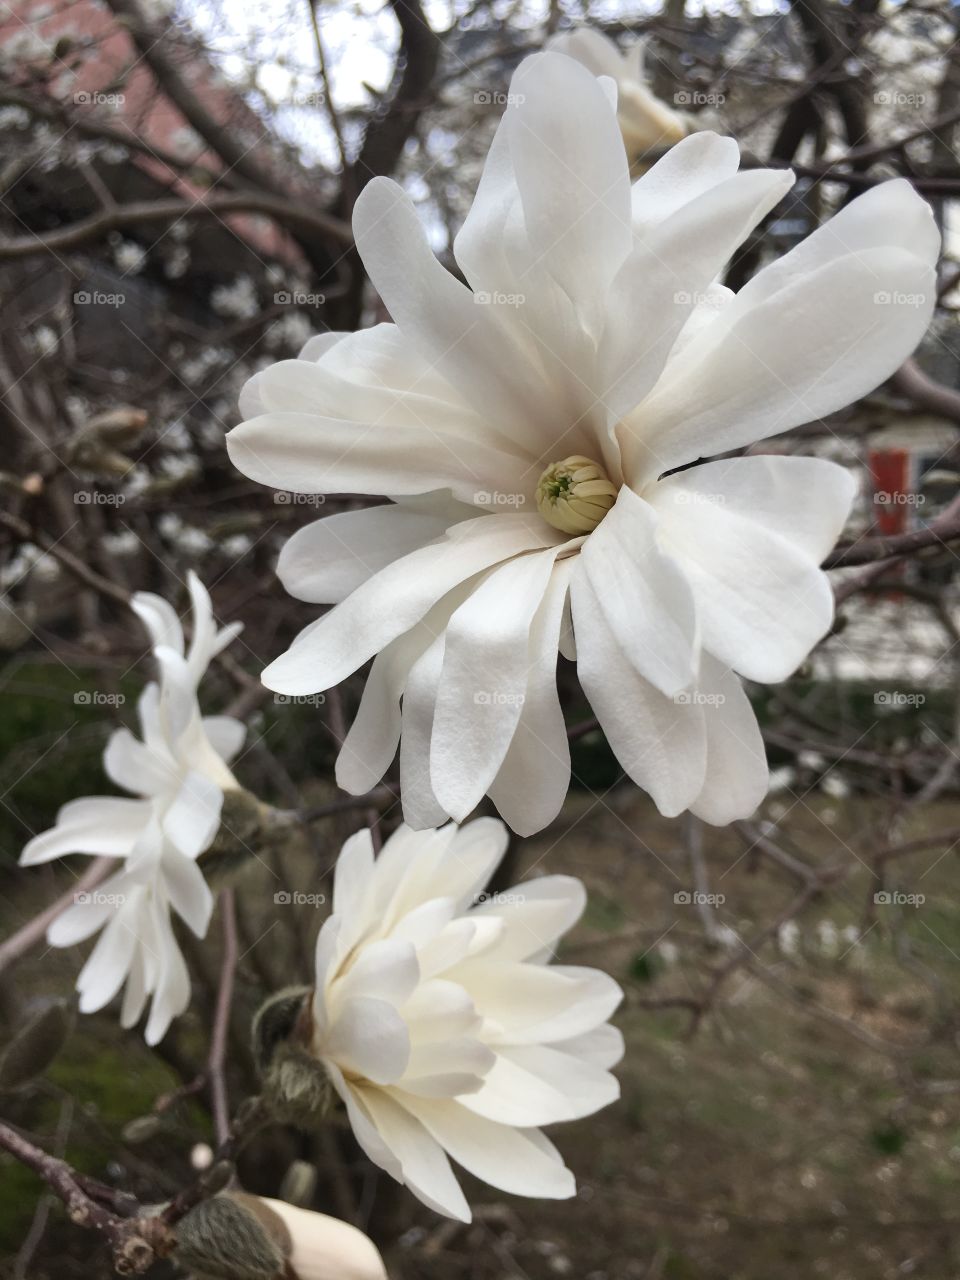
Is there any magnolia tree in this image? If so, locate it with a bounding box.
[1,0,960,1277]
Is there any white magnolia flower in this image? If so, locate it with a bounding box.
[307,818,622,1221]
[227,51,938,837]
[20,573,244,1044]
[545,27,689,161]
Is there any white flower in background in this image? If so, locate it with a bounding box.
[546,27,689,161]
[227,51,938,837]
[308,818,622,1221]
[20,573,244,1044]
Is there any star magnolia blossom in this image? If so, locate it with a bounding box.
[20,573,244,1044]
[227,51,938,837]
[309,818,622,1221]
[545,26,689,161]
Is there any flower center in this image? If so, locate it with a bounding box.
[535,455,618,536]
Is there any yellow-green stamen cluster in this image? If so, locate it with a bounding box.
[535,455,618,536]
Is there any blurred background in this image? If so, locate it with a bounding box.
[0,0,959,1276]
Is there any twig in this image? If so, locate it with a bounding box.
[209,889,239,1148]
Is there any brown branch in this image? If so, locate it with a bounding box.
[0,192,351,261]
[353,0,441,192]
[0,1122,168,1274]
[0,858,113,976]
[102,0,278,192]
[209,889,238,1148]
[826,491,960,568]
[891,358,960,428]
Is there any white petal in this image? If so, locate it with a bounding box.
[335,939,420,1007]
[130,591,183,655]
[399,633,450,830]
[652,473,838,683]
[431,549,561,821]
[488,557,572,836]
[400,1096,575,1201]
[554,1023,625,1070]
[260,1199,389,1280]
[506,52,631,330]
[262,515,558,696]
[689,653,768,825]
[462,1042,619,1125]
[103,728,174,797]
[471,875,586,962]
[634,244,937,479]
[353,1087,471,1221]
[76,911,140,1012]
[200,715,246,764]
[20,797,152,865]
[162,847,214,937]
[277,506,452,605]
[352,176,553,445]
[227,410,526,506]
[579,487,697,697]
[630,131,740,232]
[600,166,794,420]
[325,996,411,1085]
[570,569,706,817]
[649,454,857,563]
[161,772,224,860]
[448,959,622,1044]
